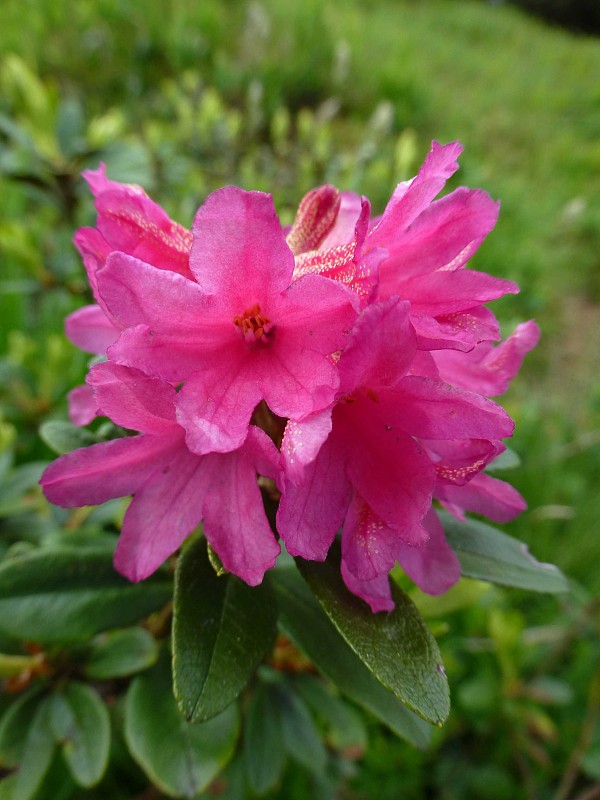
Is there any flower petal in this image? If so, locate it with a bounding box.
[337,297,416,394]
[277,435,351,561]
[176,357,261,454]
[369,140,463,245]
[378,187,499,282]
[115,448,206,581]
[190,186,294,303]
[87,362,178,433]
[379,376,515,441]
[40,435,178,508]
[67,384,98,426]
[65,304,118,355]
[434,320,541,396]
[436,472,527,523]
[340,561,394,613]
[396,509,461,595]
[202,430,281,585]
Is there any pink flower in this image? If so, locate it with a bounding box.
[98,186,359,454]
[67,165,194,356]
[41,363,281,585]
[65,166,195,424]
[277,297,514,611]
[286,141,518,352]
[42,149,539,611]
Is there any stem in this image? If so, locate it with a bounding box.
[0,653,41,677]
[553,667,600,800]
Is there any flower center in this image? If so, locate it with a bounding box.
[233,304,272,343]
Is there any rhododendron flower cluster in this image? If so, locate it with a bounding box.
[41,141,539,612]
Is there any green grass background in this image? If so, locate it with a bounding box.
[1,1,599,797]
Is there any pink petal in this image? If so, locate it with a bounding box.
[175,357,261,454]
[436,472,527,523]
[369,141,463,246]
[94,192,192,279]
[73,227,113,299]
[293,199,379,302]
[87,362,177,433]
[115,448,206,581]
[286,185,341,255]
[378,376,514,441]
[342,493,417,580]
[341,405,433,541]
[65,304,119,355]
[190,187,294,303]
[391,270,519,316]
[396,509,461,595]
[320,192,364,249]
[277,273,359,354]
[434,320,541,396]
[412,306,501,353]
[281,410,333,482]
[340,561,394,613]
[277,436,351,561]
[83,164,193,279]
[337,297,416,395]
[260,336,340,421]
[108,324,217,383]
[68,384,98,426]
[201,432,281,585]
[426,439,505,486]
[377,188,499,281]
[97,252,211,332]
[40,435,179,508]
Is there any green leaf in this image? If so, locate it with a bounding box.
[295,552,449,727]
[274,682,327,774]
[0,462,47,517]
[291,674,367,756]
[0,547,172,643]
[0,687,46,768]
[439,511,570,593]
[85,627,159,680]
[272,568,432,749]
[39,421,99,456]
[50,682,110,788]
[485,447,521,471]
[173,537,277,722]
[243,681,287,795]
[125,654,240,799]
[11,697,55,800]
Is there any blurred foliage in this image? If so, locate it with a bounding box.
[1,0,600,798]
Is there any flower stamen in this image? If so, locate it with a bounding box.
[233,304,272,343]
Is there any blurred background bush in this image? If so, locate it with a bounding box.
[1,1,599,798]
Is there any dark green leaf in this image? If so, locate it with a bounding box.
[292,674,367,755]
[296,552,450,726]
[173,537,277,722]
[125,655,240,799]
[439,511,570,593]
[39,421,100,456]
[0,687,46,768]
[275,682,327,773]
[272,568,432,749]
[0,548,172,643]
[12,697,55,800]
[85,627,159,680]
[50,682,110,788]
[243,681,286,794]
